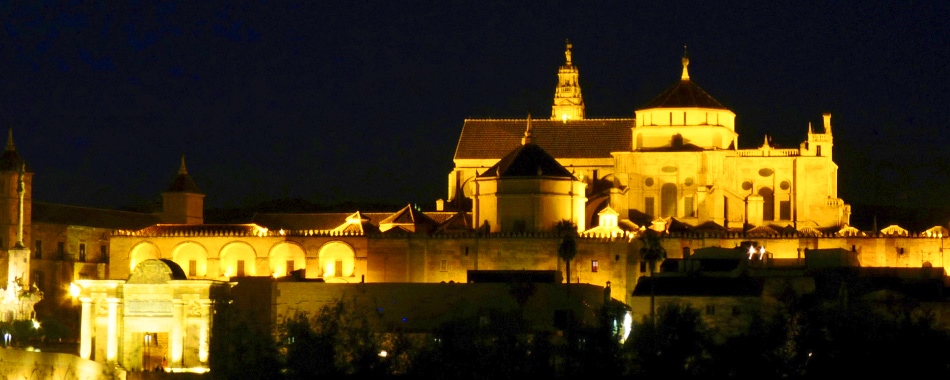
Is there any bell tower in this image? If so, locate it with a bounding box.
[160,155,205,224]
[0,129,32,285]
[551,40,585,122]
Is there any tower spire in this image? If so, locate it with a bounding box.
[5,129,15,152]
[681,45,690,81]
[178,154,188,175]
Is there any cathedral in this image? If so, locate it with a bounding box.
[450,42,851,234]
[1,43,946,373]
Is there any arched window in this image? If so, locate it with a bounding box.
[318,241,356,279]
[661,183,678,217]
[269,242,307,278]
[129,243,161,272]
[172,242,208,278]
[220,243,257,278]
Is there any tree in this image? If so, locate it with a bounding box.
[556,220,578,284]
[623,301,716,377]
[638,228,666,324]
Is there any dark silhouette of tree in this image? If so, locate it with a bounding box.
[638,228,666,324]
[557,220,578,284]
[623,301,716,378]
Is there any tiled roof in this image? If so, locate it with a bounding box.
[119,224,269,237]
[33,202,162,230]
[454,119,633,160]
[379,204,439,229]
[478,143,574,178]
[165,172,201,193]
[640,79,727,110]
[251,212,394,231]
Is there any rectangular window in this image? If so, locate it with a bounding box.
[286,260,294,276]
[236,260,246,277]
[705,305,716,315]
[189,260,197,277]
[34,241,42,260]
[591,260,599,273]
[639,261,647,273]
[79,243,86,262]
[440,260,447,272]
[732,306,741,316]
[645,197,655,216]
[57,242,65,258]
[684,196,695,217]
[335,260,343,277]
[780,201,791,220]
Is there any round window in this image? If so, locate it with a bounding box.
[684,177,694,186]
[645,178,654,187]
[780,181,790,190]
[742,181,753,191]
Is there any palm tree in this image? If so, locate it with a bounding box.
[638,228,667,324]
[556,220,578,284]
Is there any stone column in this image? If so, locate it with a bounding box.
[106,298,119,362]
[171,299,184,366]
[199,300,211,364]
[79,297,92,359]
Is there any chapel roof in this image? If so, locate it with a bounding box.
[478,143,574,178]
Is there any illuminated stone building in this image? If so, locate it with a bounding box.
[2,42,949,373]
[450,43,851,232]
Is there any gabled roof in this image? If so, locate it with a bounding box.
[434,211,473,233]
[454,119,633,161]
[251,212,394,231]
[478,143,574,178]
[379,204,440,233]
[33,202,162,230]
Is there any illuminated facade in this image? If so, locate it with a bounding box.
[73,259,229,372]
[450,43,851,232]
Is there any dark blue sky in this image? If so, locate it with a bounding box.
[1,1,947,214]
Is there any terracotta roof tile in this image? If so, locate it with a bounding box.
[454,119,633,160]
[33,202,162,230]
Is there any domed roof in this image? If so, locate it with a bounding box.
[478,143,574,178]
[640,80,727,110]
[639,51,727,110]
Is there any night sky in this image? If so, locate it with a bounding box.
[1,2,947,222]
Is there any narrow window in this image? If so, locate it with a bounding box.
[440,260,447,272]
[79,243,86,262]
[34,241,42,260]
[100,245,107,263]
[189,260,197,277]
[705,305,716,315]
[732,306,741,316]
[780,201,791,220]
[286,260,294,276]
[645,197,655,217]
[684,196,695,217]
[816,145,822,156]
[335,260,343,277]
[591,260,599,273]
[236,260,246,277]
[58,242,65,259]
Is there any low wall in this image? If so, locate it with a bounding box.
[0,348,118,380]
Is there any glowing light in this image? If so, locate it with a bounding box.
[31,319,40,329]
[378,350,388,358]
[69,282,82,298]
[619,312,633,343]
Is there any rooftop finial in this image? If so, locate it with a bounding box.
[681,45,690,81]
[565,39,573,66]
[522,113,534,145]
[178,154,188,175]
[5,129,15,152]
